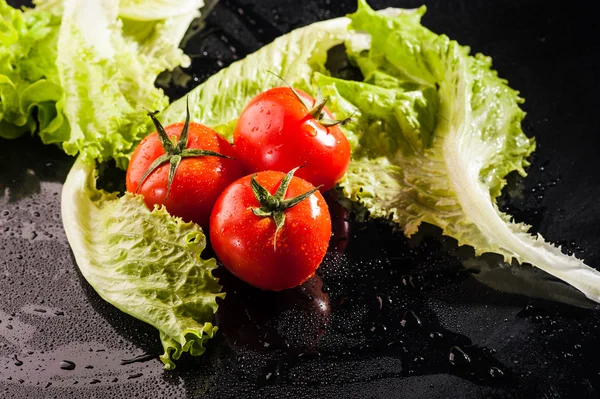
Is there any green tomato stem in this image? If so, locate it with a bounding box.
[250,167,322,251]
[136,97,229,200]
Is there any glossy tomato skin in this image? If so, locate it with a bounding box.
[233,87,351,192]
[126,122,243,228]
[210,171,332,291]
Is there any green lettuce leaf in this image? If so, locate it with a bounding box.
[61,156,223,369]
[329,1,600,302]
[0,1,62,139]
[55,0,194,169]
[1,0,197,168]
[167,0,600,301]
[119,0,204,21]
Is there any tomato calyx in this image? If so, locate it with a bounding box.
[250,166,322,250]
[137,98,231,201]
[267,71,355,128]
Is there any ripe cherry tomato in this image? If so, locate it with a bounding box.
[233,86,351,192]
[126,115,243,228]
[210,168,332,291]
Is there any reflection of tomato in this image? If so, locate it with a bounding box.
[233,87,351,192]
[215,269,330,353]
[126,121,243,228]
[277,275,330,354]
[210,170,331,291]
[324,191,351,253]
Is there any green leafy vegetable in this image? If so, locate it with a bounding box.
[166,1,600,302]
[61,156,223,369]
[1,0,198,168]
[331,1,600,302]
[119,0,204,21]
[0,1,62,139]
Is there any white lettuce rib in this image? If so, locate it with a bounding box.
[443,48,600,303]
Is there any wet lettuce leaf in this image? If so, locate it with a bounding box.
[61,156,223,369]
[0,1,62,139]
[1,0,200,168]
[165,1,600,302]
[331,1,600,302]
[119,0,204,21]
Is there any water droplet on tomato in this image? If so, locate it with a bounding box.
[302,119,321,137]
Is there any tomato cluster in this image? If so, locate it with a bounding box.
[126,86,351,291]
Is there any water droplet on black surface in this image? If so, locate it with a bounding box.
[120,353,157,365]
[368,322,387,336]
[13,354,23,367]
[260,359,282,385]
[374,295,383,311]
[401,310,422,328]
[296,286,314,301]
[449,346,471,366]
[489,366,504,378]
[59,360,76,370]
[401,275,416,289]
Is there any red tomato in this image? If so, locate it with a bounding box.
[210,170,332,291]
[233,87,351,192]
[126,121,243,228]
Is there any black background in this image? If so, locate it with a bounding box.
[2,0,600,398]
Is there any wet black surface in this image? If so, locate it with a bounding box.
[2,0,600,398]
